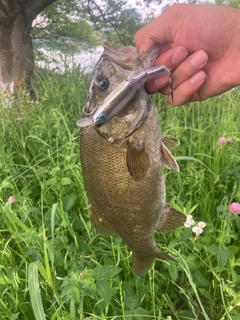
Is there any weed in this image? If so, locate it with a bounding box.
[0,69,240,319]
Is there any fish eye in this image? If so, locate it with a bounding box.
[95,77,109,91]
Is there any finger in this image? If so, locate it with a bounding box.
[144,46,189,93]
[166,71,207,106]
[148,50,208,94]
[170,50,208,90]
[154,46,189,68]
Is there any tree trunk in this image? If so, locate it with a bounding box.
[0,5,33,94]
[0,0,57,97]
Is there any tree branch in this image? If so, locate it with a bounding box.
[17,0,57,25]
[89,0,125,43]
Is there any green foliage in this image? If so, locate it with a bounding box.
[0,67,240,319]
[32,0,98,53]
[82,0,144,45]
[215,0,240,8]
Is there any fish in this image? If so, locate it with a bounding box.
[79,41,186,277]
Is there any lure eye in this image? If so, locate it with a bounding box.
[95,77,109,91]
[94,113,107,127]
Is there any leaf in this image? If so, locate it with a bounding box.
[60,177,72,185]
[28,262,46,320]
[218,249,231,271]
[125,295,138,310]
[169,261,178,282]
[96,279,112,303]
[132,307,149,319]
[62,194,76,212]
[205,244,219,254]
[97,265,117,280]
[194,271,210,287]
[46,177,57,185]
[10,313,20,320]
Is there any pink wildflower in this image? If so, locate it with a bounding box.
[217,137,226,146]
[8,196,16,202]
[226,138,233,144]
[229,202,240,215]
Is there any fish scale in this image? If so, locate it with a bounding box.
[79,41,186,276]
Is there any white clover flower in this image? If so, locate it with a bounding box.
[184,215,195,228]
[198,221,206,229]
[192,226,203,235]
[186,218,195,226]
[184,222,192,228]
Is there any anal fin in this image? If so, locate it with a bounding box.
[156,203,186,233]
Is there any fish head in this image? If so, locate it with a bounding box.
[82,41,160,143]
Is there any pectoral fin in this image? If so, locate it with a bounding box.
[90,205,116,236]
[161,142,179,172]
[156,203,186,233]
[162,135,180,150]
[126,139,149,181]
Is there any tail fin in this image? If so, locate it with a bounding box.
[132,249,175,277]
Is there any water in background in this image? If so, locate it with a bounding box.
[36,46,104,74]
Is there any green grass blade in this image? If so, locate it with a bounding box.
[28,261,46,320]
[175,155,216,176]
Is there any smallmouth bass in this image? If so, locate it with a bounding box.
[79,41,186,276]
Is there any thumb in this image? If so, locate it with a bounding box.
[134,8,177,54]
[134,35,156,54]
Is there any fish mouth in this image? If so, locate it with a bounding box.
[80,41,161,143]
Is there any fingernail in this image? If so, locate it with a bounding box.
[190,71,206,85]
[190,50,208,68]
[171,47,188,66]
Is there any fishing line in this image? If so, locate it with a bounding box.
[79,125,95,136]
[0,134,80,191]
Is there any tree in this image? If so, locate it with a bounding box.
[0,0,57,94]
[83,0,144,45]
[32,0,97,55]
[0,0,144,96]
[215,0,240,7]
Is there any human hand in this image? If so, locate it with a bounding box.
[135,4,240,105]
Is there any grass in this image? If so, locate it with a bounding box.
[0,67,240,320]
